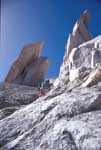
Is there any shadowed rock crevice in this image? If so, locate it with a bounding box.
[0,106,20,120]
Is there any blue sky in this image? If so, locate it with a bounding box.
[1,0,101,81]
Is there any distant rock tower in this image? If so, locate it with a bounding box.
[5,41,50,87]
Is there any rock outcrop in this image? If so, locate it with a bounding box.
[82,64,101,87]
[64,10,92,63]
[0,10,101,150]
[68,36,101,82]
[54,11,101,87]
[0,81,101,150]
[14,57,50,87]
[5,41,50,87]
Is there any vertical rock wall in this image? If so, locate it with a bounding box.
[4,41,50,87]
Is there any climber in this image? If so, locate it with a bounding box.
[38,82,46,96]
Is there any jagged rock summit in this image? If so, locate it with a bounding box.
[54,10,101,88]
[0,10,101,150]
[64,10,92,63]
[5,41,50,87]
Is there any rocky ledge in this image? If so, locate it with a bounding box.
[0,10,101,150]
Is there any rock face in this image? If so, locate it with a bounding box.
[64,10,92,63]
[82,64,101,87]
[0,81,101,150]
[5,41,50,87]
[68,36,101,82]
[23,57,49,86]
[54,11,101,87]
[0,10,101,150]
[56,10,92,87]
[15,57,50,87]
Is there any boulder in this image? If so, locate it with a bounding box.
[0,83,41,109]
[82,65,101,87]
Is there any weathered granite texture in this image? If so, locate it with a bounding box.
[68,36,101,82]
[82,64,101,87]
[5,41,50,87]
[0,81,101,150]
